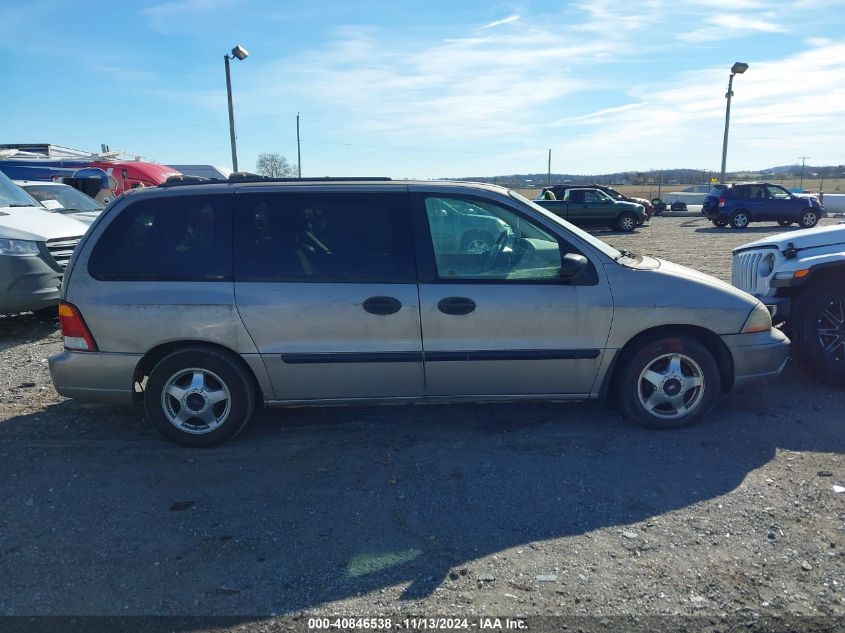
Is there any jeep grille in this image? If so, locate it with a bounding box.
[731,250,768,294]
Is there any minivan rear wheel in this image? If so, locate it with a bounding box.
[145,347,256,447]
[615,336,720,429]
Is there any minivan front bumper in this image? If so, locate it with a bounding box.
[49,350,141,404]
[720,328,790,390]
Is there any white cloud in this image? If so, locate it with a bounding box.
[678,13,787,41]
[542,41,845,171]
[480,14,520,29]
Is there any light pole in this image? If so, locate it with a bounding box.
[719,61,748,184]
[224,44,249,172]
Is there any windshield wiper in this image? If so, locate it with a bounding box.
[6,203,41,207]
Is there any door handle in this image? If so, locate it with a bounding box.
[363,296,402,315]
[437,296,476,315]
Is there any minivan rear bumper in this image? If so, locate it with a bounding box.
[720,328,790,390]
[49,350,141,404]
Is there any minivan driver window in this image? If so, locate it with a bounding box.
[423,196,563,281]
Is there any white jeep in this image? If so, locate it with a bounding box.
[732,224,845,382]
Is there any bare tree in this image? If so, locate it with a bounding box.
[255,152,298,178]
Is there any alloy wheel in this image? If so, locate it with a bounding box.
[161,368,232,434]
[465,239,491,255]
[816,297,845,363]
[637,353,706,420]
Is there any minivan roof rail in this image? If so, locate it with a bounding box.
[162,173,393,187]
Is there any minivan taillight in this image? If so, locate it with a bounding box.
[58,301,98,352]
[718,197,727,208]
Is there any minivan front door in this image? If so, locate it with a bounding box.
[233,188,425,401]
[413,193,614,397]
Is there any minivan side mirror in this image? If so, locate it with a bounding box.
[560,253,588,280]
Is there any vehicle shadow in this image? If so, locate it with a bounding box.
[0,362,842,622]
[0,311,58,351]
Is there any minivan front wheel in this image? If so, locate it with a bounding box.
[615,336,720,429]
[145,347,255,447]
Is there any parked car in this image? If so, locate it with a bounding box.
[0,171,88,316]
[49,178,789,446]
[15,180,103,225]
[426,196,512,254]
[534,187,647,232]
[543,184,655,218]
[731,224,845,383]
[703,182,824,229]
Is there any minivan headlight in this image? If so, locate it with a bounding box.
[741,302,772,333]
[0,239,40,256]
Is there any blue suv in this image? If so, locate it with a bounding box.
[702,182,824,229]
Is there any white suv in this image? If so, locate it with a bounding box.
[0,171,89,315]
[732,224,845,382]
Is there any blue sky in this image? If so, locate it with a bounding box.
[1,0,843,178]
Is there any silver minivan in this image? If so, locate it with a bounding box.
[49,179,789,446]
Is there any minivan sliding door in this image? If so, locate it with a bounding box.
[233,188,425,401]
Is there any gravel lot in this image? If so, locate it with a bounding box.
[1,216,843,629]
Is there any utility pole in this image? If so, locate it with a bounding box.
[719,62,749,183]
[224,55,238,172]
[296,113,302,178]
[547,149,551,186]
[799,156,809,189]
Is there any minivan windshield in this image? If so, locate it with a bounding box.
[508,189,622,260]
[0,171,41,208]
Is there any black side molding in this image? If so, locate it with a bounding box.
[280,349,601,364]
[281,352,422,364]
[425,349,600,362]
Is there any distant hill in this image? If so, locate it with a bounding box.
[453,165,845,189]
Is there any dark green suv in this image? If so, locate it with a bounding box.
[534,187,647,232]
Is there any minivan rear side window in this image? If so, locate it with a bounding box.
[88,194,232,281]
[234,192,416,283]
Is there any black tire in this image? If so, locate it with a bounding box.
[777,219,793,227]
[459,230,494,255]
[791,281,845,384]
[729,210,751,229]
[614,335,721,429]
[616,212,637,232]
[798,208,819,229]
[144,346,256,447]
[651,197,662,206]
